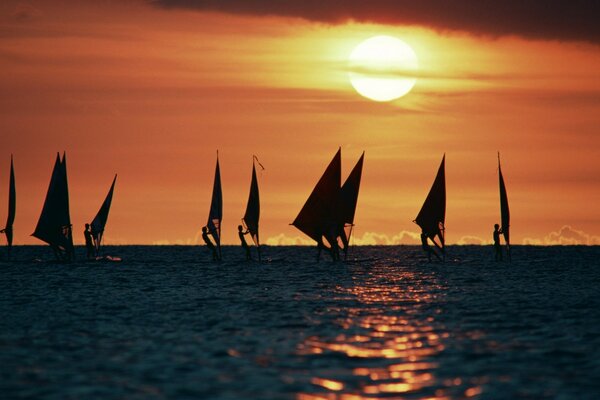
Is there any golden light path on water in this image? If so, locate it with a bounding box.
[295,263,485,399]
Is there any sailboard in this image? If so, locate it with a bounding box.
[207,153,223,259]
[414,155,446,258]
[292,149,341,246]
[3,155,15,258]
[498,152,511,260]
[32,152,74,261]
[338,152,364,259]
[242,156,261,259]
[90,174,117,256]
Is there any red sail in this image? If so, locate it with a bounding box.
[498,154,510,246]
[91,174,117,251]
[339,152,364,244]
[242,160,260,246]
[207,155,223,247]
[414,155,446,250]
[292,149,341,244]
[4,155,15,247]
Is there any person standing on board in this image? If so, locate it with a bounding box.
[202,226,218,261]
[0,226,12,259]
[493,224,503,261]
[421,231,441,262]
[238,225,252,260]
[84,223,95,259]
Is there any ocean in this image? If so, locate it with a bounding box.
[1,245,599,399]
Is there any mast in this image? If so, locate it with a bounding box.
[292,149,341,245]
[207,153,223,259]
[90,174,117,255]
[32,152,73,261]
[242,156,260,250]
[339,152,364,258]
[414,155,446,255]
[498,152,511,260]
[4,155,15,257]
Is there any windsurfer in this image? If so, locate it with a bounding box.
[421,231,441,262]
[238,225,252,260]
[84,223,95,259]
[202,226,218,261]
[493,224,503,261]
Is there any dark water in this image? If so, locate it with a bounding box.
[1,246,599,399]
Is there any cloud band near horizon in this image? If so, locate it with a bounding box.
[151,0,600,44]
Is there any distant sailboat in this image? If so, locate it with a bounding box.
[32,152,74,261]
[3,156,15,258]
[498,152,511,260]
[292,149,341,252]
[338,152,364,259]
[242,156,261,260]
[90,174,117,256]
[414,155,446,259]
[207,153,223,260]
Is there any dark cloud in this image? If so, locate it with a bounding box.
[151,0,600,44]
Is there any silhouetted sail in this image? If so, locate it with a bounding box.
[207,155,223,256]
[91,174,117,254]
[242,159,260,247]
[498,153,510,251]
[414,155,446,252]
[4,155,15,251]
[292,149,341,244]
[339,152,364,247]
[32,153,74,260]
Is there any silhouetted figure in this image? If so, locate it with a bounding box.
[421,232,441,262]
[493,223,503,261]
[0,226,12,260]
[238,225,252,260]
[84,223,95,259]
[202,226,218,261]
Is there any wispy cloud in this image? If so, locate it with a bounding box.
[523,225,600,245]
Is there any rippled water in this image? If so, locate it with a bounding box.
[1,245,599,399]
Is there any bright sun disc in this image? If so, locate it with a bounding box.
[349,35,418,102]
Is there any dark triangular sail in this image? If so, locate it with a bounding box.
[414,155,446,252]
[292,149,341,244]
[242,159,260,246]
[4,155,15,251]
[339,152,364,246]
[207,155,223,254]
[32,152,73,259]
[498,153,510,248]
[91,174,117,253]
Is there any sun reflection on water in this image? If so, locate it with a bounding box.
[296,267,478,399]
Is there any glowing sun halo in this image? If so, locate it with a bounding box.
[349,35,418,102]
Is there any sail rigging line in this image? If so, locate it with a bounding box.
[90,174,117,256]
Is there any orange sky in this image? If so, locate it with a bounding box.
[0,0,599,245]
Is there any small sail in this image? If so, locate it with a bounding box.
[339,152,364,246]
[90,174,117,253]
[242,159,260,246]
[4,155,15,249]
[207,154,223,254]
[292,149,341,244]
[498,153,510,249]
[32,152,73,259]
[414,155,446,252]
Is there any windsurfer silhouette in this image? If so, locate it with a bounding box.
[84,223,95,259]
[0,226,12,259]
[421,231,441,262]
[238,225,252,260]
[202,226,218,261]
[493,224,503,261]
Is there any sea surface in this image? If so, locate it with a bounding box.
[1,245,599,399]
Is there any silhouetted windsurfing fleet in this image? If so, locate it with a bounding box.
[0,150,512,263]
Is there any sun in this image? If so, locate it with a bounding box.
[348,35,418,102]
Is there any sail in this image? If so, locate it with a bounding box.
[414,155,446,251]
[207,155,223,247]
[90,174,117,251]
[292,149,341,244]
[32,152,73,256]
[498,153,510,246]
[242,160,260,246]
[4,155,15,248]
[339,152,364,244]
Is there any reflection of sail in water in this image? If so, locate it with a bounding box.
[297,262,450,398]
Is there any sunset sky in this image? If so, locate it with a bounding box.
[1,0,599,246]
